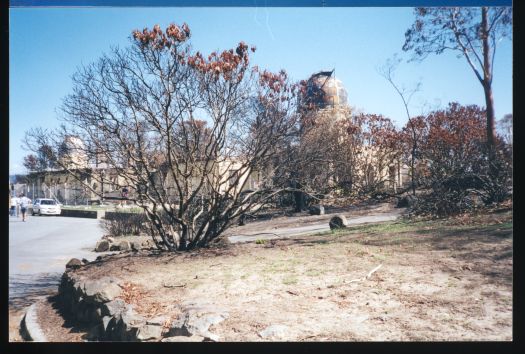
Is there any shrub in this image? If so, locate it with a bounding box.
[408,103,512,217]
[102,211,149,236]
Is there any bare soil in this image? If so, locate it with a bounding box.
[60,205,512,341]
[9,309,25,342]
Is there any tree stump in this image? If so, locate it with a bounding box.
[329,215,348,230]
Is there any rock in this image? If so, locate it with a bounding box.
[202,333,221,342]
[101,298,127,317]
[136,324,163,341]
[187,313,227,332]
[83,277,122,303]
[102,316,112,332]
[106,237,115,244]
[109,244,120,251]
[118,310,146,341]
[75,300,90,322]
[166,314,191,337]
[161,335,205,342]
[91,307,103,323]
[66,258,83,269]
[119,240,131,252]
[104,315,123,340]
[120,307,145,328]
[73,280,85,298]
[85,324,102,341]
[147,315,169,326]
[75,301,101,324]
[259,324,290,339]
[184,317,218,338]
[95,240,110,252]
[166,306,228,339]
[329,215,348,230]
[309,205,325,215]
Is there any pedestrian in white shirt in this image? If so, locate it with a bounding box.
[10,196,19,217]
[18,194,32,222]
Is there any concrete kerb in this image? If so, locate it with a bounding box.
[60,209,105,219]
[20,301,47,342]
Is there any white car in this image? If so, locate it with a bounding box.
[32,198,62,216]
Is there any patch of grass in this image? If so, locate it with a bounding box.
[354,248,370,257]
[285,257,303,266]
[305,268,324,277]
[264,261,294,273]
[325,217,512,242]
[346,220,434,235]
[377,235,415,246]
[370,253,387,261]
[446,277,458,288]
[481,221,513,230]
[282,276,298,285]
[312,239,331,245]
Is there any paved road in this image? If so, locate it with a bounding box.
[227,209,406,243]
[9,215,104,309]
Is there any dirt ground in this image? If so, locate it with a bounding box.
[59,204,513,341]
[9,310,25,342]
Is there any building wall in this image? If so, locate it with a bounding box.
[17,148,410,206]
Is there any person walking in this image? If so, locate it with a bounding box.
[10,195,19,217]
[18,193,32,222]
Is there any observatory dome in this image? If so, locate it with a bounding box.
[303,71,348,110]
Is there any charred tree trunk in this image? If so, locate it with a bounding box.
[293,181,306,212]
[410,129,417,196]
[481,7,496,154]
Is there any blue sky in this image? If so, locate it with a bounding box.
[9,7,512,174]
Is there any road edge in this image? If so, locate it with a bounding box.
[20,301,47,342]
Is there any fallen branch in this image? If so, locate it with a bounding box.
[299,335,318,341]
[162,282,187,288]
[366,264,383,279]
[345,264,383,283]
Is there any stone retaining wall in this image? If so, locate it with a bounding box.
[94,236,155,253]
[58,262,226,342]
[60,209,104,219]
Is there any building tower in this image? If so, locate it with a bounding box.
[299,70,350,123]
